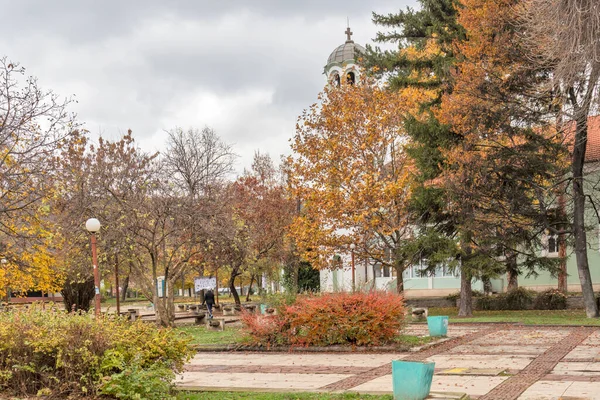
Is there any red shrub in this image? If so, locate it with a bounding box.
[241,291,405,347]
[239,312,287,346]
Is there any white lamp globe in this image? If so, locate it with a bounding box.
[350,243,356,250]
[85,218,101,233]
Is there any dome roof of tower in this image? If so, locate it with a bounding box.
[327,41,366,66]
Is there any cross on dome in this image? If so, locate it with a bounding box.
[345,26,353,43]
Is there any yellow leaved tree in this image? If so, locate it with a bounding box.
[288,78,425,293]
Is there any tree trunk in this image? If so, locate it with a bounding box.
[458,270,473,317]
[558,233,568,293]
[506,253,519,292]
[393,250,404,294]
[228,266,241,305]
[394,266,404,294]
[558,192,568,293]
[572,105,599,318]
[166,278,175,323]
[482,277,492,295]
[121,262,132,302]
[246,274,255,302]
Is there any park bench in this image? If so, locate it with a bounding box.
[206,318,225,331]
[242,304,257,313]
[411,307,428,322]
[222,306,236,316]
[171,312,206,325]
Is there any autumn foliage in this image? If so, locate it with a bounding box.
[0,307,193,399]
[241,291,406,347]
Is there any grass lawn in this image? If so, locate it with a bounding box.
[177,325,246,346]
[177,325,436,347]
[428,307,600,325]
[177,392,392,400]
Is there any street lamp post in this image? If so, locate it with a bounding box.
[85,218,102,317]
[350,243,356,292]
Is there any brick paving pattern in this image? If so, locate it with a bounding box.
[478,327,596,400]
[319,324,505,391]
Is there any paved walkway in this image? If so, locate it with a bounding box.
[178,324,600,399]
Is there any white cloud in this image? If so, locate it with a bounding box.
[0,0,417,174]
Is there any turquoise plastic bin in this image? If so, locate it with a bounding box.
[391,360,435,400]
[427,316,449,337]
[260,304,267,314]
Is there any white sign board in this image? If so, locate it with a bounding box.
[194,277,216,292]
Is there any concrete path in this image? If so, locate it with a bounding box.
[178,324,600,399]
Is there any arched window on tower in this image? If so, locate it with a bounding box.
[330,72,340,87]
[346,71,356,85]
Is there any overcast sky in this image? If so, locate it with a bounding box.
[2,0,417,174]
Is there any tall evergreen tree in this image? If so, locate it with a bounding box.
[367,0,477,315]
[368,0,567,316]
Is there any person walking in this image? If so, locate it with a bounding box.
[203,289,215,319]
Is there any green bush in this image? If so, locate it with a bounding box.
[476,295,500,310]
[242,291,406,347]
[503,287,535,310]
[446,290,484,302]
[534,289,568,310]
[475,287,535,310]
[99,360,176,400]
[0,305,194,399]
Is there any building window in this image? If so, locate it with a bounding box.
[543,234,559,257]
[330,72,340,87]
[374,263,391,278]
[346,71,356,85]
[383,265,390,277]
[411,258,427,278]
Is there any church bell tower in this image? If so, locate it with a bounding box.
[324,26,365,87]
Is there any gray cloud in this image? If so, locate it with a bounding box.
[0,0,417,173]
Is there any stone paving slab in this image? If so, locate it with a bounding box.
[563,345,600,360]
[352,373,508,397]
[404,325,483,338]
[519,380,600,399]
[471,329,571,346]
[517,380,573,399]
[580,331,600,346]
[178,324,600,400]
[427,354,534,370]
[178,372,353,390]
[187,352,408,368]
[184,364,373,374]
[447,344,548,356]
[479,327,596,400]
[439,367,506,376]
[551,361,600,376]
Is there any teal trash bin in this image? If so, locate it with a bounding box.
[392,360,435,400]
[260,304,267,314]
[427,316,449,337]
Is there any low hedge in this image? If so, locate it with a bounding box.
[475,287,568,311]
[0,305,194,399]
[241,291,406,347]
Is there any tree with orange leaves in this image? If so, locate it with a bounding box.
[289,80,418,293]
[437,0,567,297]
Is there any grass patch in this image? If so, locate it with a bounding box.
[177,392,393,400]
[428,307,600,325]
[395,334,436,346]
[177,325,246,346]
[177,325,431,348]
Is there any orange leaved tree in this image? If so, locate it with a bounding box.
[289,81,419,293]
[437,0,567,309]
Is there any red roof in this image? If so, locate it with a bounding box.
[563,115,600,163]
